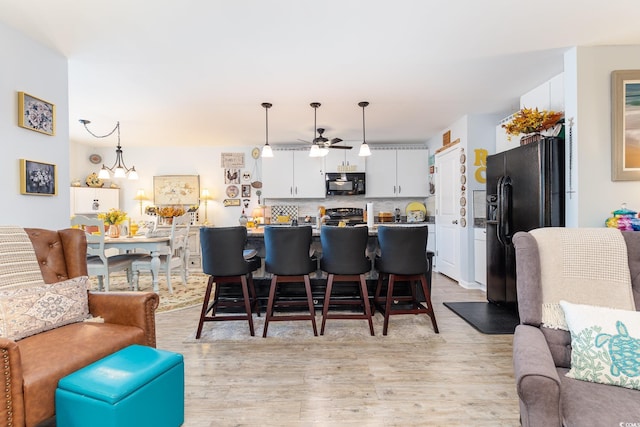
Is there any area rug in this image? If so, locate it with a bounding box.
[185,313,443,344]
[443,301,520,334]
[88,273,208,313]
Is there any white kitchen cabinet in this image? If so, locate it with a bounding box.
[366,147,429,198]
[70,187,119,215]
[324,148,365,172]
[474,227,487,286]
[262,150,325,198]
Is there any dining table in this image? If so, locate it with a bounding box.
[88,235,171,293]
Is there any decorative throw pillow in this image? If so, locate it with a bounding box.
[560,300,640,390]
[0,276,90,341]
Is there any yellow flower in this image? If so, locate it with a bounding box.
[98,208,128,225]
[157,206,186,218]
[502,108,563,140]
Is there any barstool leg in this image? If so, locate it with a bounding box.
[373,274,385,315]
[320,274,335,335]
[304,274,318,336]
[359,274,375,336]
[262,275,279,337]
[383,274,396,336]
[248,274,261,317]
[196,276,215,339]
[419,275,439,333]
[240,275,255,336]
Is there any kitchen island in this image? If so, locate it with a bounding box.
[216,224,434,310]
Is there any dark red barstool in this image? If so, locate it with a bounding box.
[373,225,438,336]
[319,226,374,335]
[262,226,318,337]
[197,226,261,338]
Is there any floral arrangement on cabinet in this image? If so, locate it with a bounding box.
[502,107,564,140]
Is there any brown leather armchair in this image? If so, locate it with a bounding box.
[0,228,159,427]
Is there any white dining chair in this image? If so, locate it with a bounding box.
[70,215,144,291]
[131,213,191,293]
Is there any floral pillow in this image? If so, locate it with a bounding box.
[560,300,640,390]
[0,276,90,341]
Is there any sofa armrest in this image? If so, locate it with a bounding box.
[0,338,25,427]
[88,291,159,347]
[513,324,562,427]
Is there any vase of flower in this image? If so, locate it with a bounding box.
[108,224,120,238]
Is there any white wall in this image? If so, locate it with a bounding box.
[70,142,262,227]
[0,22,70,229]
[566,46,640,227]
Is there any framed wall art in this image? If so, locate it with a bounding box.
[20,159,57,196]
[153,175,200,205]
[612,70,640,180]
[18,92,55,136]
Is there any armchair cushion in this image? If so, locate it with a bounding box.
[0,276,89,340]
[560,300,640,390]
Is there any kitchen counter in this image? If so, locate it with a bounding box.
[246,222,431,237]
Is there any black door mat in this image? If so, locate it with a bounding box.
[443,302,520,334]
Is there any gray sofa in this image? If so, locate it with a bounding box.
[512,230,640,427]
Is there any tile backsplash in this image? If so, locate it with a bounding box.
[264,196,429,222]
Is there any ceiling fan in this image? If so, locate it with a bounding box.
[298,102,352,151]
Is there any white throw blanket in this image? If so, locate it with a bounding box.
[0,226,45,290]
[530,227,635,330]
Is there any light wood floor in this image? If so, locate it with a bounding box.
[155,273,521,427]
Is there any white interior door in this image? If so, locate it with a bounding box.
[435,146,461,281]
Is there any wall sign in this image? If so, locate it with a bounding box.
[221,153,245,169]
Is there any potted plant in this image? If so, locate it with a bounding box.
[98,208,128,238]
[502,107,564,145]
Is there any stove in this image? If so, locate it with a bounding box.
[324,207,365,226]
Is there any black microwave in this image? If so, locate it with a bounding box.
[325,172,366,196]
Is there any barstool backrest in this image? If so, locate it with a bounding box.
[320,226,370,275]
[200,226,250,276]
[377,225,429,275]
[264,226,315,275]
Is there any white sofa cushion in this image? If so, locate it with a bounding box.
[560,300,640,390]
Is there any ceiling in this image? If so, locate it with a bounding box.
[2,1,640,149]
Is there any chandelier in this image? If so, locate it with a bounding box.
[79,119,139,180]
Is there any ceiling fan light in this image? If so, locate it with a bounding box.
[359,142,371,157]
[98,167,110,179]
[319,147,329,157]
[309,144,321,157]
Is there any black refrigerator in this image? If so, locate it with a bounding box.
[485,137,565,308]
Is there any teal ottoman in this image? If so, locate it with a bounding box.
[56,345,184,427]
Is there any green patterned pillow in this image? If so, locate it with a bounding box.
[560,300,640,390]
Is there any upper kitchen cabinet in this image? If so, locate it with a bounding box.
[262,149,326,198]
[70,187,119,215]
[324,147,365,172]
[365,147,429,198]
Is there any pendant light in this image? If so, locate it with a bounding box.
[309,102,323,157]
[261,102,274,158]
[358,102,372,157]
[80,119,139,179]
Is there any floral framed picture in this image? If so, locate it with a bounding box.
[153,175,200,205]
[18,92,55,136]
[612,70,640,180]
[20,159,57,196]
